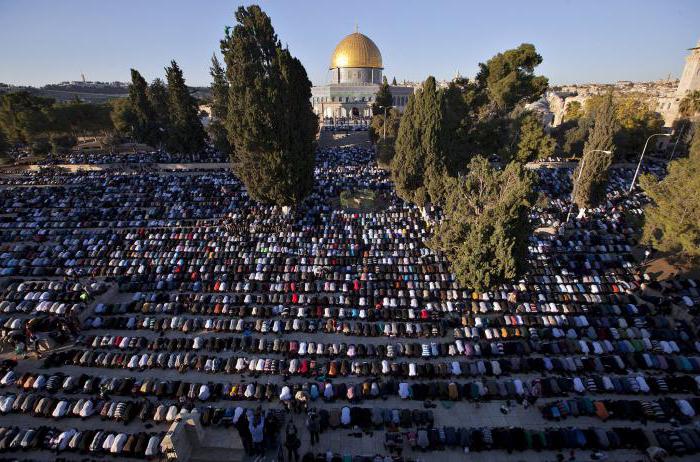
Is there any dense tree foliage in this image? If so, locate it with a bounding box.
[446,44,550,160]
[221,4,318,206]
[111,64,204,152]
[559,116,592,158]
[0,129,9,160]
[147,78,169,146]
[0,91,113,154]
[429,156,535,290]
[0,92,53,144]
[208,54,231,156]
[110,97,136,137]
[561,93,662,160]
[47,100,113,136]
[691,122,700,159]
[126,69,158,145]
[640,124,700,259]
[164,60,205,154]
[49,133,77,154]
[512,112,556,163]
[371,76,393,115]
[679,90,700,117]
[573,93,617,209]
[610,95,663,158]
[369,107,400,167]
[392,77,466,206]
[563,101,583,122]
[369,107,400,144]
[31,138,51,156]
[474,44,548,113]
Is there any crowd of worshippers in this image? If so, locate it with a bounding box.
[540,396,699,423]
[0,145,698,459]
[39,147,229,165]
[0,424,162,457]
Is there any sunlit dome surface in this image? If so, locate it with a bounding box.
[330,32,383,69]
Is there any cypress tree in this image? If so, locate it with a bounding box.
[221,5,317,206]
[573,93,617,209]
[209,54,232,156]
[391,77,466,206]
[127,69,157,145]
[147,78,169,147]
[371,76,393,115]
[164,60,205,154]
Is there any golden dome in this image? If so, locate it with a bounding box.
[330,32,383,69]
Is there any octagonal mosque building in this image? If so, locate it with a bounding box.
[311,31,414,121]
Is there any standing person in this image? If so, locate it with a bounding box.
[285,423,301,462]
[249,409,266,455]
[306,409,320,446]
[234,408,253,455]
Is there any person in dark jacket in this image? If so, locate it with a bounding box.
[234,410,253,455]
[306,409,320,446]
[285,423,301,462]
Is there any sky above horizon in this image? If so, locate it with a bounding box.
[1,0,699,88]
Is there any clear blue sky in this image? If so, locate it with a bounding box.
[1,0,698,87]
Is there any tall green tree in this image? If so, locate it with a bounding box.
[209,54,232,155]
[512,112,555,163]
[459,44,549,160]
[0,92,53,144]
[640,126,700,258]
[164,60,205,154]
[371,76,393,115]
[573,93,617,209]
[147,78,169,146]
[221,4,317,206]
[474,43,549,113]
[0,129,9,161]
[391,77,466,206]
[429,156,535,290]
[127,69,158,145]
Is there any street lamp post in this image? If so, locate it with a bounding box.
[566,149,612,222]
[629,133,671,193]
[380,106,388,141]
